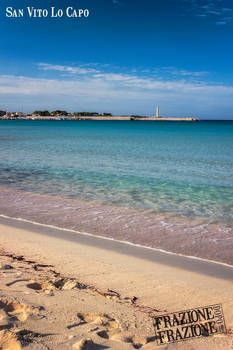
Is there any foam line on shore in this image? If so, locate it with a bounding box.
[1,213,233,270]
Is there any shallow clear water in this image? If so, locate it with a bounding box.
[0,120,233,223]
[1,120,233,264]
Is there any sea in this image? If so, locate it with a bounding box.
[0,120,232,265]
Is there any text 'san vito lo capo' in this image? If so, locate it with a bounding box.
[5,6,89,18]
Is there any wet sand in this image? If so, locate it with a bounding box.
[1,215,233,280]
[0,218,233,349]
[0,187,232,266]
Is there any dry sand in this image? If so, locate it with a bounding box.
[0,217,232,349]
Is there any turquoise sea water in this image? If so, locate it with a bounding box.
[0,120,233,224]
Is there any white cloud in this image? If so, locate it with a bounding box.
[0,71,233,118]
[38,62,209,82]
[38,63,99,75]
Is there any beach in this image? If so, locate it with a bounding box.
[0,216,233,349]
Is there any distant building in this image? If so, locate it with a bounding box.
[9,112,25,118]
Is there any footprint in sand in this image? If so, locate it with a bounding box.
[0,298,31,322]
[72,337,109,350]
[97,330,152,349]
[77,313,120,329]
[27,277,79,293]
[75,313,156,349]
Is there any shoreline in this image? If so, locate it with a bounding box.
[1,214,233,279]
[0,116,200,121]
[0,186,232,267]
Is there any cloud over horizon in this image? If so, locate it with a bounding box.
[0,62,233,118]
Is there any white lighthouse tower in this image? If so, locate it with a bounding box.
[156,105,159,119]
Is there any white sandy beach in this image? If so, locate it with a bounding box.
[0,217,233,349]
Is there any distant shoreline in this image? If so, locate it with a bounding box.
[0,115,200,121]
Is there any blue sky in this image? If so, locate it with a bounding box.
[0,0,233,118]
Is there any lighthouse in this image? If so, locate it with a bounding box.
[156,105,159,118]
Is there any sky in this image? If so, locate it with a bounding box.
[0,0,233,119]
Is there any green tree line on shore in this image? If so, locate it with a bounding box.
[33,110,112,117]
